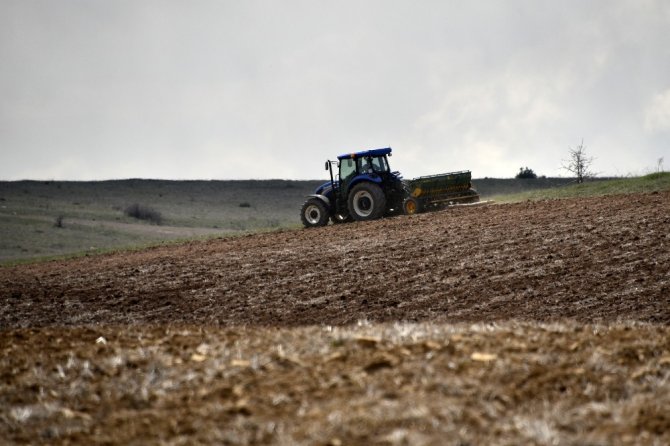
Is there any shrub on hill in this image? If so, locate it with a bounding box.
[124,203,163,225]
[516,167,538,179]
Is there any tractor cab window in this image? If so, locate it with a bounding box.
[371,156,389,173]
[339,158,356,181]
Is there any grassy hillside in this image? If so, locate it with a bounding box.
[0,179,322,262]
[489,172,670,203]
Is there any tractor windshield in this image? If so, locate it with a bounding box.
[359,156,389,174]
[371,156,389,173]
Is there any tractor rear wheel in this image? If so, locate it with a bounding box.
[403,197,422,215]
[348,183,386,221]
[300,198,329,228]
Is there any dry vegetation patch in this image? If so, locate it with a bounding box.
[1,322,669,445]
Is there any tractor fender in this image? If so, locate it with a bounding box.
[347,174,383,191]
[306,194,331,208]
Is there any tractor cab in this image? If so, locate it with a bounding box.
[336,148,395,196]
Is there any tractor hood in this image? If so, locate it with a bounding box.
[314,180,336,196]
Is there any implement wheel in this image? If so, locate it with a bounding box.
[347,183,387,221]
[300,198,329,228]
[403,197,422,215]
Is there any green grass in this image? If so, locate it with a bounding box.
[490,172,670,203]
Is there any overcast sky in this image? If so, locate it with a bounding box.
[1,0,668,180]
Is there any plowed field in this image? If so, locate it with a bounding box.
[2,192,669,444]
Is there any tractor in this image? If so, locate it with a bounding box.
[300,148,404,227]
[300,147,479,228]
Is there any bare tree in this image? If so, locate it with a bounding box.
[658,157,664,173]
[562,139,595,183]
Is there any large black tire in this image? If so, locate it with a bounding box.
[347,182,386,221]
[300,198,329,228]
[403,196,422,215]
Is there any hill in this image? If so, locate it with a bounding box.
[3,174,669,263]
[4,189,668,327]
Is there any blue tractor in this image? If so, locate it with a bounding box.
[301,147,480,228]
[300,147,406,228]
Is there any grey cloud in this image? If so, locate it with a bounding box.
[1,0,668,180]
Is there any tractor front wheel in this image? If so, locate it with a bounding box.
[348,183,387,221]
[300,198,329,228]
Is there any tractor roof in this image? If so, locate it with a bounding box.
[337,147,391,160]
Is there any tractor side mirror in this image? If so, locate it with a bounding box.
[325,161,329,171]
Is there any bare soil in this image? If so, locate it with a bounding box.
[1,191,669,444]
[3,191,669,328]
